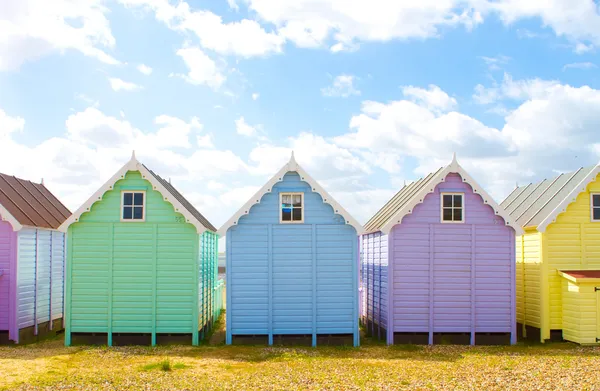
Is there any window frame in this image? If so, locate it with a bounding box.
[120,190,146,222]
[280,192,304,224]
[591,193,600,222]
[440,192,465,224]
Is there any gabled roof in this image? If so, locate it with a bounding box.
[0,173,71,231]
[364,154,524,235]
[217,153,363,236]
[500,163,600,232]
[58,153,216,235]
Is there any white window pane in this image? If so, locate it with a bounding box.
[293,195,302,206]
[282,195,291,204]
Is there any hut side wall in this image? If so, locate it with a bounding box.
[227,172,358,346]
[66,171,207,345]
[390,173,516,344]
[0,219,15,333]
[544,173,600,338]
[360,231,388,339]
[15,228,65,342]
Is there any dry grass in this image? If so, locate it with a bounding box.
[2,321,600,390]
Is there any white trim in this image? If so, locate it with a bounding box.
[217,152,364,235]
[440,192,465,223]
[58,152,213,234]
[0,202,22,231]
[280,192,304,224]
[120,190,146,222]
[380,154,524,235]
[537,162,600,232]
[591,193,600,222]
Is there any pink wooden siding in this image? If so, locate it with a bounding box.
[0,219,16,333]
[388,173,516,344]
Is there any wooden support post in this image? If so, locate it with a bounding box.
[151,224,157,347]
[34,229,39,336]
[268,224,273,346]
[312,224,317,347]
[470,224,476,346]
[108,224,114,347]
[428,224,434,345]
[226,230,232,345]
[387,233,394,345]
[65,229,73,347]
[192,233,200,346]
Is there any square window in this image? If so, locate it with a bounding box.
[441,193,463,223]
[122,191,145,221]
[281,193,303,223]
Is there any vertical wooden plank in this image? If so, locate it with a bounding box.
[151,224,157,346]
[311,224,317,347]
[33,229,38,336]
[64,228,73,346]
[510,230,517,345]
[267,224,273,346]
[192,233,200,346]
[48,231,53,331]
[428,224,434,345]
[596,290,600,343]
[353,233,359,347]
[521,235,527,338]
[540,232,550,343]
[377,233,381,341]
[387,232,394,345]
[107,223,114,347]
[9,229,19,343]
[226,230,232,345]
[470,224,476,346]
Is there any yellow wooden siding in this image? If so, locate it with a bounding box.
[516,237,524,323]
[545,173,600,331]
[560,279,599,344]
[517,231,542,328]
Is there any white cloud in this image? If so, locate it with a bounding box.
[252,93,260,100]
[473,73,558,104]
[0,0,118,71]
[0,109,25,139]
[174,46,225,89]
[402,84,457,112]
[244,0,483,49]
[480,55,511,71]
[119,0,284,57]
[197,133,214,148]
[563,62,597,71]
[137,64,153,75]
[321,74,360,98]
[235,116,259,137]
[227,0,239,11]
[108,77,143,92]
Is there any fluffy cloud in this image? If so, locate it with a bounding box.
[563,62,597,71]
[473,73,558,104]
[0,109,25,138]
[174,46,225,89]
[402,84,457,112]
[235,116,258,137]
[108,77,143,92]
[0,0,118,71]
[119,0,283,57]
[137,64,153,75]
[321,75,360,98]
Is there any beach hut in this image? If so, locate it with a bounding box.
[361,155,522,345]
[501,160,600,344]
[59,153,219,346]
[219,153,362,346]
[0,173,70,344]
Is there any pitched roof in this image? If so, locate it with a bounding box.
[217,153,363,236]
[143,165,217,232]
[364,154,524,235]
[58,153,216,235]
[0,173,71,231]
[500,164,599,231]
[559,270,600,283]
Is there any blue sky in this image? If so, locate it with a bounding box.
[1,0,600,227]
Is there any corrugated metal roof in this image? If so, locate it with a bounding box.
[363,167,443,233]
[0,173,71,229]
[501,165,596,228]
[143,165,217,232]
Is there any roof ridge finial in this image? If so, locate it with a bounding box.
[41,178,44,185]
[452,152,457,164]
[131,150,136,160]
[288,150,298,171]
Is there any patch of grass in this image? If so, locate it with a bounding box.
[141,359,187,372]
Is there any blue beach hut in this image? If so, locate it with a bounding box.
[218,153,363,346]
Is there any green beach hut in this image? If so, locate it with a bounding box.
[59,153,218,346]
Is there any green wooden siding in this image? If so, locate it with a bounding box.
[65,171,218,346]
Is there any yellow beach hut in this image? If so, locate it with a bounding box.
[501,162,600,344]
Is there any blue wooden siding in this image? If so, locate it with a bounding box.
[16,228,65,334]
[227,172,359,346]
[360,231,388,339]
